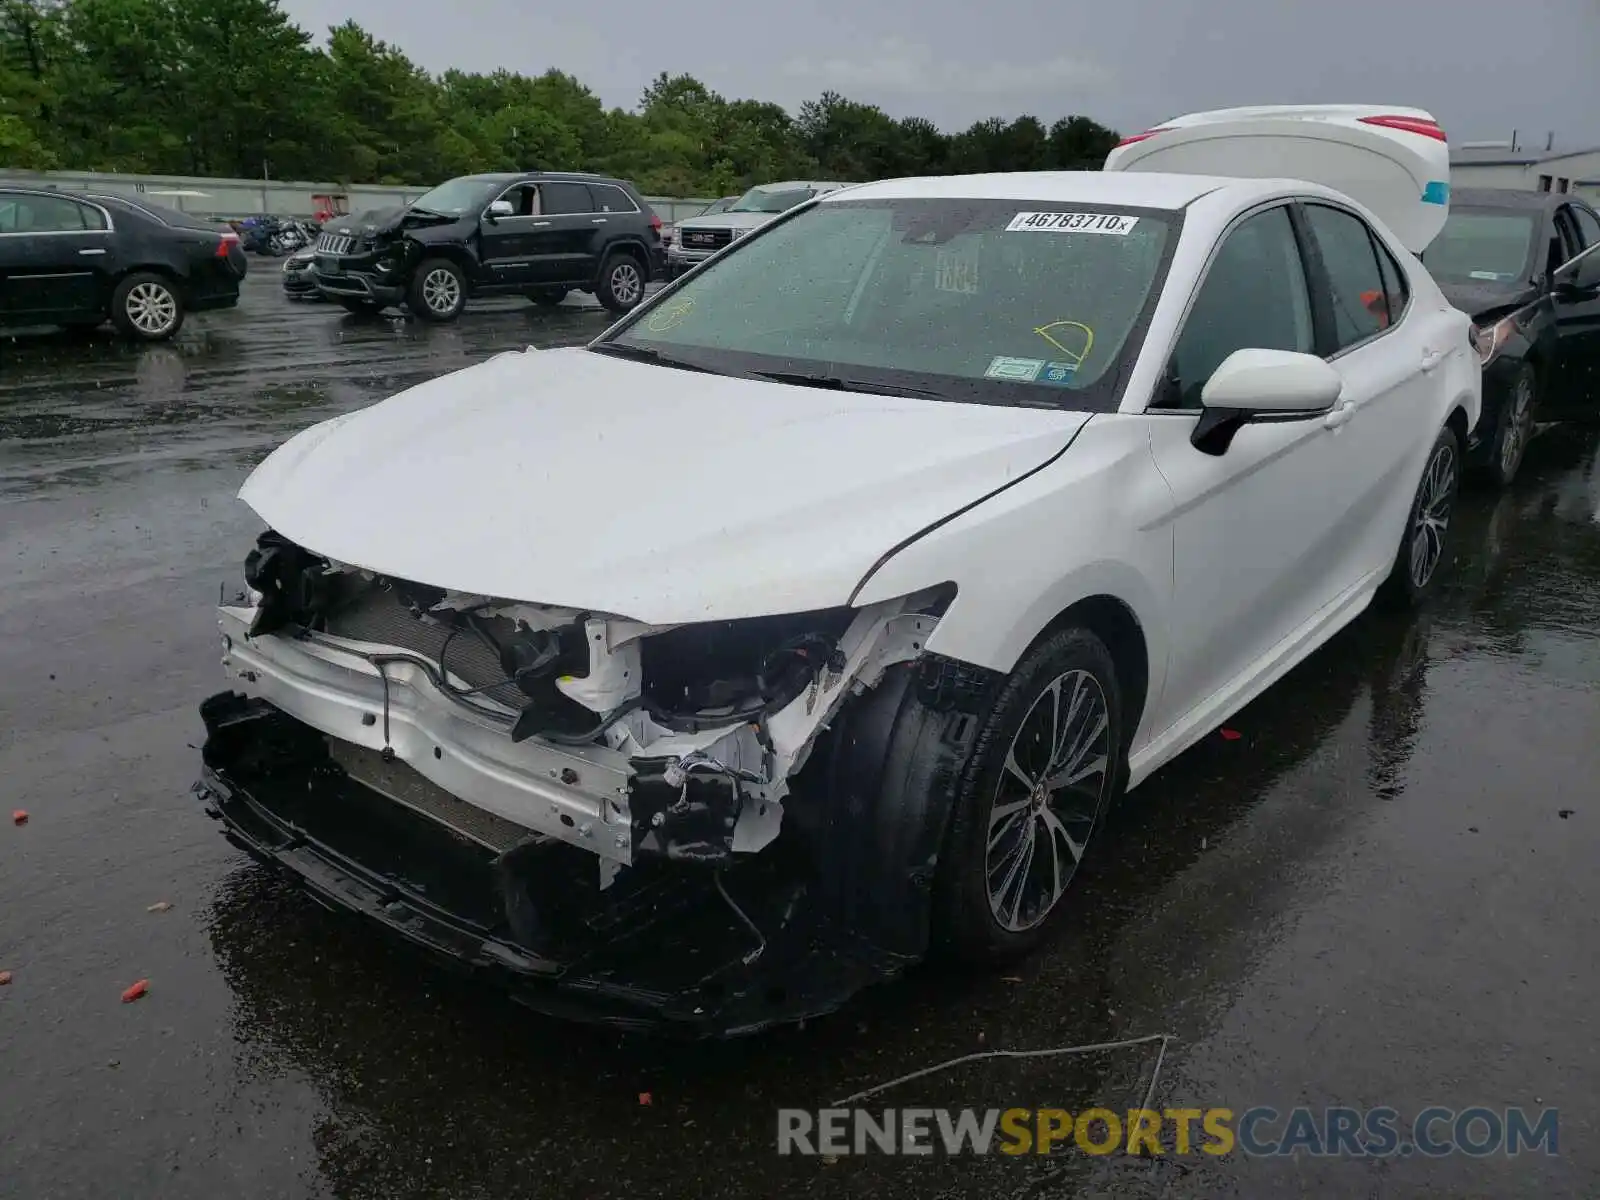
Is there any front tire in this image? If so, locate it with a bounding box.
[934,627,1123,964]
[1477,365,1537,488]
[407,258,467,322]
[110,272,184,341]
[596,251,645,314]
[1378,421,1462,610]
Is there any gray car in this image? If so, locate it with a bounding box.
[665,181,851,278]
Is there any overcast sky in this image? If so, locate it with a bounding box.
[276,0,1600,149]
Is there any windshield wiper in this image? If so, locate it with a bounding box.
[751,371,949,400]
[409,206,453,218]
[587,342,724,375]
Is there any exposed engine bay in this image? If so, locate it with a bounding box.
[222,529,952,883]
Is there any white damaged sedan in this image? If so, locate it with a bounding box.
[198,106,1480,1034]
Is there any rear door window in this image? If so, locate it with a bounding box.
[540,183,596,216]
[1302,203,1392,351]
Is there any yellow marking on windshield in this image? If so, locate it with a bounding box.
[1034,320,1095,365]
[646,296,695,333]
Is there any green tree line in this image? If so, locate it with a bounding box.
[1,0,1123,195]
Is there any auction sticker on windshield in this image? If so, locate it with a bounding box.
[1006,212,1139,235]
[985,356,1046,381]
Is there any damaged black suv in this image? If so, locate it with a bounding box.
[311,172,664,320]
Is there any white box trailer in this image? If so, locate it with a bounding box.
[1103,105,1451,254]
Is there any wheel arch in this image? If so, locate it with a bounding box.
[412,245,477,291]
[113,263,185,296]
[601,237,650,275]
[1026,593,1151,758]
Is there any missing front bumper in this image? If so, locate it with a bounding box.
[195,692,916,1035]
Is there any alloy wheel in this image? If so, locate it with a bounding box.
[610,263,642,306]
[985,669,1112,933]
[1409,441,1456,589]
[422,268,461,315]
[126,282,178,336]
[1499,376,1535,479]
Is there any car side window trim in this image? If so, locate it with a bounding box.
[1296,199,1404,362]
[1144,198,1312,415]
[1554,203,1600,274]
[500,179,639,219]
[0,191,115,236]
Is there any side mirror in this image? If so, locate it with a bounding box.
[1191,348,1344,456]
[485,199,514,220]
[1557,247,1600,294]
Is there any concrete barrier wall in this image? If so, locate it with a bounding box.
[0,168,719,225]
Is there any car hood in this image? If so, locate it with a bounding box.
[676,211,781,234]
[325,206,455,239]
[1437,278,1541,320]
[239,347,1090,624]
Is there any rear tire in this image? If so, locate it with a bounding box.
[407,258,467,322]
[110,272,184,341]
[933,627,1124,965]
[596,251,645,314]
[1377,422,1462,611]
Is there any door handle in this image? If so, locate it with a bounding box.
[78,248,107,256]
[1323,400,1355,430]
[1420,348,1445,372]
[591,218,607,224]
[532,221,551,227]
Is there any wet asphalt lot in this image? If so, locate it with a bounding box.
[2,266,1599,1199]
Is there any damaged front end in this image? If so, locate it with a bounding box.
[197,530,977,1034]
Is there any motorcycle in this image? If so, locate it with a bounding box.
[266,219,320,256]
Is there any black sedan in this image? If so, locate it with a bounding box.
[1421,187,1600,485]
[0,188,247,341]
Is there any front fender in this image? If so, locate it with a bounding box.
[851,414,1174,737]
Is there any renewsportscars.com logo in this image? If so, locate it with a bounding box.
[777,1106,1560,1159]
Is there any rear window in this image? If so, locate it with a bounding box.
[590,184,638,213]
[91,196,221,231]
[1422,209,1538,285]
[606,197,1179,410]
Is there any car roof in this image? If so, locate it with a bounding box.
[821,171,1241,209]
[747,180,849,191]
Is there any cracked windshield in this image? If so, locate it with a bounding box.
[2,0,1598,1196]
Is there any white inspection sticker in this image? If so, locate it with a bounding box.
[1006,211,1139,235]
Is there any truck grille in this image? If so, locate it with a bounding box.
[679,227,732,250]
[316,233,356,254]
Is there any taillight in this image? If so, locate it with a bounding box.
[649,213,662,231]
[1114,126,1173,148]
[1359,115,1447,142]
[215,231,240,258]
